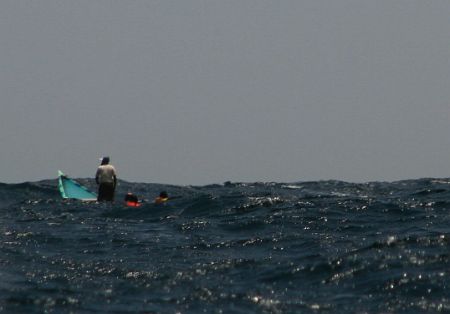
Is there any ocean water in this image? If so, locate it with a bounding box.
[2,178,450,313]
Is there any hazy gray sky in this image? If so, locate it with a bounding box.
[1,1,450,184]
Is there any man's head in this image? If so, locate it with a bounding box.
[101,156,110,165]
[159,191,168,198]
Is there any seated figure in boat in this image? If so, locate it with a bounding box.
[154,191,169,204]
[124,192,141,207]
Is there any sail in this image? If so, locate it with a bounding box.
[58,170,97,201]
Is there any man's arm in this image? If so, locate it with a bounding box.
[95,168,100,184]
[112,167,117,187]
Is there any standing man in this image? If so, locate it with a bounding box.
[95,156,117,202]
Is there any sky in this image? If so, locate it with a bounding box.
[1,1,450,185]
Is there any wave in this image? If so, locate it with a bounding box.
[3,178,450,312]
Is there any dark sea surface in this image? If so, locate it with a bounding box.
[2,178,450,313]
